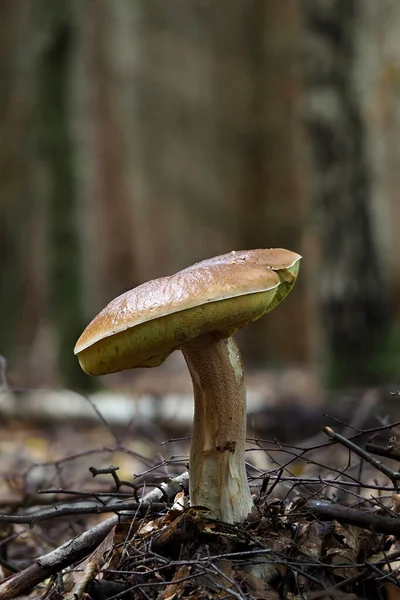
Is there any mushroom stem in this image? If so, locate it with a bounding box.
[181,333,253,523]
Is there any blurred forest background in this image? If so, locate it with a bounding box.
[1,0,400,395]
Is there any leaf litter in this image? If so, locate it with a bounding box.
[1,414,400,598]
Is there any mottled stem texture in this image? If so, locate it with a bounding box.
[182,333,253,523]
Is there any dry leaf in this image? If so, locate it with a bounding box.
[156,564,191,600]
[65,527,116,599]
[296,520,322,561]
[151,508,206,558]
[332,522,362,553]
[237,570,279,599]
[386,583,400,600]
[171,490,186,511]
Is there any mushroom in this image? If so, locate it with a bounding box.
[74,248,301,523]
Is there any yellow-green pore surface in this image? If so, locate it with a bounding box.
[74,249,301,375]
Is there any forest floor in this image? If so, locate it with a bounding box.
[0,376,400,598]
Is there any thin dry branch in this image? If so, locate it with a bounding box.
[0,472,189,599]
[0,500,168,524]
[324,425,400,486]
[305,498,400,535]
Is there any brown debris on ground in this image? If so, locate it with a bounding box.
[1,403,400,599]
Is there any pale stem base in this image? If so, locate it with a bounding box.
[181,334,253,523]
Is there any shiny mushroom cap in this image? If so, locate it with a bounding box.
[74,248,301,376]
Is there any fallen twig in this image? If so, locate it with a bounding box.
[323,425,400,487]
[305,498,400,535]
[0,472,189,599]
[0,500,168,524]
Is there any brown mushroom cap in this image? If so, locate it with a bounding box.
[74,248,301,375]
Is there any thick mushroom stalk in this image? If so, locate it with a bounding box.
[182,334,251,523]
[74,248,301,524]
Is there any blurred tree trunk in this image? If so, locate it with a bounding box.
[0,2,31,362]
[90,0,310,367]
[35,0,92,389]
[74,0,140,314]
[0,1,50,386]
[356,1,400,357]
[230,0,309,365]
[303,0,398,386]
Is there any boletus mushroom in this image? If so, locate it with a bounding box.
[74,249,301,523]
